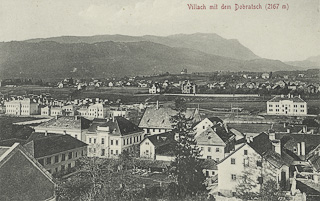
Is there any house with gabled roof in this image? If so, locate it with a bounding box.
[139,131,176,161]
[196,124,235,162]
[0,143,56,201]
[267,95,307,116]
[193,117,223,136]
[23,132,87,176]
[85,117,144,158]
[138,105,201,135]
[217,133,292,197]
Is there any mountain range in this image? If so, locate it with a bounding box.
[0,33,318,79]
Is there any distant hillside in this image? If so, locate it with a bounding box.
[0,41,296,79]
[25,33,260,60]
[286,55,320,69]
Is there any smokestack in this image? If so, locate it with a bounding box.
[297,143,301,156]
[45,130,48,136]
[156,100,159,110]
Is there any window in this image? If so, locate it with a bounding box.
[101,149,105,156]
[75,134,78,139]
[62,154,66,161]
[146,142,149,145]
[116,150,118,155]
[203,126,205,129]
[102,138,105,144]
[82,150,84,156]
[94,138,96,143]
[111,140,113,145]
[269,104,272,107]
[207,156,212,159]
[231,158,236,164]
[231,174,237,180]
[68,163,72,169]
[55,155,59,163]
[216,148,220,152]
[244,150,248,155]
[257,161,262,167]
[116,140,118,146]
[243,159,249,167]
[301,105,304,108]
[75,152,78,158]
[55,167,58,173]
[127,139,129,145]
[258,177,263,184]
[89,138,92,143]
[140,136,142,141]
[130,138,132,144]
[68,152,72,159]
[46,157,51,165]
[208,147,211,152]
[111,150,113,155]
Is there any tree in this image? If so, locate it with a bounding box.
[170,98,206,197]
[259,179,288,201]
[236,169,259,200]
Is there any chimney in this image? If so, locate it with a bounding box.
[303,126,307,133]
[75,115,78,120]
[45,130,48,136]
[246,137,251,143]
[55,115,58,119]
[156,100,159,110]
[287,128,291,133]
[283,123,286,128]
[269,130,275,141]
[272,140,281,155]
[157,135,160,140]
[297,143,301,156]
[301,141,306,156]
[250,136,253,142]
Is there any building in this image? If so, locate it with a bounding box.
[86,103,108,119]
[50,107,63,116]
[217,133,292,197]
[193,117,223,136]
[267,95,307,116]
[34,116,92,141]
[41,106,50,116]
[85,117,144,158]
[261,73,270,79]
[181,80,196,94]
[196,124,235,162]
[0,143,56,201]
[139,105,201,135]
[24,133,87,176]
[5,98,39,115]
[139,132,176,160]
[149,83,161,94]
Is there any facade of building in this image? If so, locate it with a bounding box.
[85,117,144,158]
[140,132,176,160]
[181,80,196,94]
[196,125,235,162]
[24,133,87,176]
[193,117,223,136]
[0,143,56,201]
[5,98,39,115]
[267,95,307,116]
[139,106,201,135]
[217,133,291,197]
[149,83,161,94]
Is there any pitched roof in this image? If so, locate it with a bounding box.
[26,133,87,158]
[276,133,320,157]
[145,132,176,148]
[138,107,200,129]
[208,117,223,124]
[248,132,273,155]
[196,127,226,146]
[90,117,143,136]
[36,116,91,130]
[268,96,305,103]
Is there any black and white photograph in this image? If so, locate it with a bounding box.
[0,0,319,200]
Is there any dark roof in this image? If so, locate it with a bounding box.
[0,138,27,147]
[213,124,235,143]
[97,117,143,136]
[276,133,320,157]
[248,132,273,155]
[208,117,223,123]
[26,133,87,158]
[229,123,287,134]
[201,159,218,170]
[268,96,305,103]
[145,132,176,148]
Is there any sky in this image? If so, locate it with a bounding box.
[0,0,319,61]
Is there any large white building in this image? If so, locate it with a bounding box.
[86,117,144,158]
[267,95,307,116]
[5,98,39,115]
